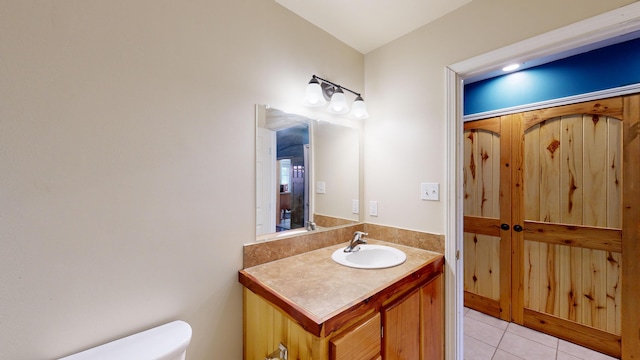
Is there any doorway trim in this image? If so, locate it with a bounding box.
[444,3,640,359]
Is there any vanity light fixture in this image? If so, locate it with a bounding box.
[304,75,369,119]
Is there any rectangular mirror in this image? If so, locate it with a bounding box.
[255,104,361,239]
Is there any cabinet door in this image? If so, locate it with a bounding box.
[422,275,444,360]
[330,313,381,360]
[382,289,420,360]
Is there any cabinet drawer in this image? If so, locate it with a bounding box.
[330,313,381,360]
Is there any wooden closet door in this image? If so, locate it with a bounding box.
[463,116,513,321]
[513,97,628,358]
[465,95,640,358]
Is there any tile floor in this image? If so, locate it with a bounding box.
[463,307,619,360]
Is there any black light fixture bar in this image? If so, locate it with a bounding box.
[311,75,361,97]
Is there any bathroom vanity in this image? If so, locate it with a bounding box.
[238,240,444,360]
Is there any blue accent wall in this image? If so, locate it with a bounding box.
[464,37,640,115]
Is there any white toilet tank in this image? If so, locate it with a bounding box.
[58,320,192,360]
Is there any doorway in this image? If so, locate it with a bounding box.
[444,3,640,359]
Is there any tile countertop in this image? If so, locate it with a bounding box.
[239,240,444,337]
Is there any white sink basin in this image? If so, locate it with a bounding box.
[331,244,407,269]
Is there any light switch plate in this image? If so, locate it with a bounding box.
[316,182,326,194]
[369,201,378,216]
[421,183,439,201]
[352,200,359,214]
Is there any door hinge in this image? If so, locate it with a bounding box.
[456,250,460,260]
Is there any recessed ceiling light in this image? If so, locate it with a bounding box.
[502,63,520,72]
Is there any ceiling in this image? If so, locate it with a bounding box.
[275,1,640,82]
[275,0,472,54]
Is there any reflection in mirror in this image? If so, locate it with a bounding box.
[255,105,360,239]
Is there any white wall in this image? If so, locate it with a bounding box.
[0,1,362,359]
[363,0,635,234]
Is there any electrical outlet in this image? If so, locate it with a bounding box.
[369,201,378,216]
[316,182,326,194]
[352,199,359,214]
[421,183,439,201]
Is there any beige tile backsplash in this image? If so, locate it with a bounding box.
[244,223,444,268]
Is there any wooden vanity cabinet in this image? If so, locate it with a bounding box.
[240,251,444,360]
[242,269,443,360]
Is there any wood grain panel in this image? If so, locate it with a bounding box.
[557,244,571,320]
[522,221,622,252]
[492,132,501,219]
[463,232,501,301]
[541,243,555,315]
[523,97,624,130]
[622,93,640,359]
[524,308,621,358]
[523,240,540,311]
[569,247,583,324]
[479,234,501,301]
[498,115,513,322]
[464,129,479,217]
[464,116,501,133]
[510,113,526,324]
[539,117,561,223]
[583,114,608,227]
[463,291,501,319]
[523,123,541,313]
[478,130,496,217]
[582,249,608,331]
[560,115,583,225]
[476,233,492,300]
[524,124,541,221]
[607,118,623,229]
[464,232,478,294]
[463,216,500,236]
[606,251,621,335]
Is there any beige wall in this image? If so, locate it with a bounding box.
[0,1,362,359]
[363,0,636,234]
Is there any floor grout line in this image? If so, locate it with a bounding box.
[464,311,618,360]
[489,324,507,360]
[463,308,609,360]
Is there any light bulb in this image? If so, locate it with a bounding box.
[327,87,349,114]
[349,96,369,119]
[304,77,326,106]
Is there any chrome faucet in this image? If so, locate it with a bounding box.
[344,231,368,252]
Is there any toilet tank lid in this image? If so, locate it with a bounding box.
[58,320,192,360]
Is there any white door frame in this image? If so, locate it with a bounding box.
[444,3,640,359]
